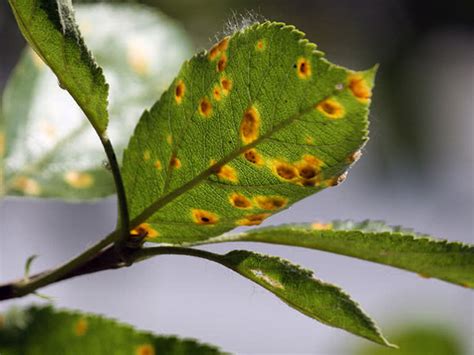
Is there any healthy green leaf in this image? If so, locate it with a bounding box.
[122,22,376,244]
[8,0,109,135]
[0,305,224,354]
[1,4,192,199]
[195,220,474,288]
[209,249,394,347]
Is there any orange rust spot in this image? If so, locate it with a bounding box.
[131,223,159,239]
[296,57,311,79]
[217,53,227,72]
[255,196,288,210]
[256,39,266,51]
[347,150,362,164]
[175,80,185,104]
[213,85,222,101]
[208,36,230,61]
[192,209,219,225]
[230,193,252,209]
[311,222,333,230]
[243,148,263,165]
[198,98,212,117]
[295,155,323,180]
[220,77,232,95]
[170,155,181,169]
[217,36,230,51]
[208,45,220,61]
[154,160,162,170]
[217,164,237,182]
[240,106,260,144]
[237,213,271,226]
[348,74,372,101]
[316,98,345,119]
[64,171,94,189]
[74,318,88,336]
[274,162,298,180]
[136,344,155,355]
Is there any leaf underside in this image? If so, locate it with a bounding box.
[123,21,376,244]
[0,306,224,355]
[1,4,191,200]
[197,220,474,288]
[216,249,394,347]
[7,0,109,135]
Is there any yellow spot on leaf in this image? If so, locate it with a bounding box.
[74,318,88,336]
[217,164,237,182]
[14,177,41,195]
[274,161,298,180]
[251,269,284,289]
[131,223,159,239]
[296,57,311,79]
[255,196,288,210]
[220,77,232,95]
[136,344,155,355]
[154,160,162,170]
[143,150,151,161]
[243,148,263,165]
[256,39,266,51]
[311,222,333,230]
[166,135,173,145]
[240,106,260,144]
[198,98,212,117]
[217,53,227,72]
[213,85,222,101]
[230,193,252,209]
[64,171,94,189]
[305,136,314,145]
[192,209,219,225]
[316,98,345,119]
[170,155,181,169]
[348,74,372,101]
[237,213,270,226]
[175,80,185,104]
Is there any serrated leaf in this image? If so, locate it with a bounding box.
[212,250,394,347]
[1,4,191,199]
[0,306,224,354]
[122,22,375,244]
[8,0,109,135]
[197,220,474,288]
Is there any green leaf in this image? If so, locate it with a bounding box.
[1,4,192,199]
[122,22,376,244]
[0,305,224,354]
[197,220,474,288]
[209,249,394,347]
[8,0,109,135]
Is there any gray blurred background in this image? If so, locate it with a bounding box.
[1,0,473,354]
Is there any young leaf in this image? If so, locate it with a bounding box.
[123,22,375,244]
[8,0,109,135]
[211,250,394,347]
[0,305,224,354]
[1,4,191,199]
[195,221,474,288]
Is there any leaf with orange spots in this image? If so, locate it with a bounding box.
[122,22,376,244]
[194,220,474,288]
[1,4,191,200]
[0,306,224,354]
[196,249,394,347]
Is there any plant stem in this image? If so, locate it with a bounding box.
[100,135,130,243]
[0,245,223,301]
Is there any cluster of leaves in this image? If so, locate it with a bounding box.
[1,0,473,353]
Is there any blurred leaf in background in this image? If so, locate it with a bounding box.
[355,323,466,355]
[1,3,192,200]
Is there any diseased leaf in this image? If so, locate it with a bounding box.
[212,250,394,347]
[0,306,224,354]
[196,220,474,288]
[8,0,109,134]
[123,22,375,244]
[1,4,191,199]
